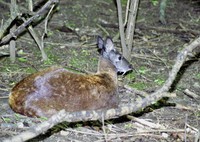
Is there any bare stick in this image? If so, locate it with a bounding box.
[125,0,139,60]
[183,89,200,99]
[40,3,55,60]
[159,0,168,25]
[123,0,130,26]
[127,115,166,129]
[153,36,200,94]
[9,0,18,62]
[9,26,16,62]
[0,0,59,45]
[23,0,47,60]
[101,113,108,142]
[23,2,55,60]
[116,0,127,58]
[22,17,48,60]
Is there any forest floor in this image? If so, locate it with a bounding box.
[0,0,200,141]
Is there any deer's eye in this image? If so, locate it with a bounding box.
[118,56,122,60]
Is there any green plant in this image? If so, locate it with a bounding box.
[154,78,165,85]
[81,49,90,56]
[151,0,159,6]
[39,116,48,121]
[124,123,134,129]
[43,59,55,65]
[25,67,36,74]
[2,117,11,123]
[14,113,21,121]
[75,123,83,128]
[126,72,136,79]
[138,66,148,74]
[18,57,27,62]
[129,82,147,90]
[197,73,200,79]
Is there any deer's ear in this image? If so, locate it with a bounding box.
[105,37,115,52]
[97,36,104,49]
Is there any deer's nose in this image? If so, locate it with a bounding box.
[129,64,133,69]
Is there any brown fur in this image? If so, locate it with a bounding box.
[9,57,118,118]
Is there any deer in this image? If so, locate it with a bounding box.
[9,36,132,118]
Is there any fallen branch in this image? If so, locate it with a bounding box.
[183,89,200,99]
[138,24,200,36]
[154,36,200,94]
[126,115,166,129]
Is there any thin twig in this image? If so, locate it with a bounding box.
[96,24,109,36]
[9,0,17,62]
[101,114,108,142]
[123,0,130,26]
[40,3,56,60]
[116,0,127,58]
[183,89,200,99]
[125,0,139,60]
[127,115,166,129]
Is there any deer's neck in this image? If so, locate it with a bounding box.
[97,57,118,86]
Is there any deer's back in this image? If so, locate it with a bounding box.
[9,67,118,117]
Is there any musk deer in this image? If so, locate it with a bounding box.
[9,36,132,118]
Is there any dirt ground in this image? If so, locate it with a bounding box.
[0,0,200,141]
